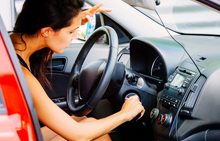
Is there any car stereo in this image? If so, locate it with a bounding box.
[150,67,199,128]
[161,68,196,109]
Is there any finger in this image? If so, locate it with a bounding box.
[89,2,104,14]
[96,7,113,13]
[138,109,145,119]
[130,95,139,100]
[81,15,91,25]
[86,15,90,21]
[81,15,90,20]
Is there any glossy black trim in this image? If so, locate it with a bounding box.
[0,16,43,141]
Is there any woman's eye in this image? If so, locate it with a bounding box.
[70,30,77,34]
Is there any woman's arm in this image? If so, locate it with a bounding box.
[22,67,144,141]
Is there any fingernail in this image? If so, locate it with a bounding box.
[86,15,90,19]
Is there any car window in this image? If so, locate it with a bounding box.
[15,0,25,15]
[100,13,131,44]
[133,0,220,35]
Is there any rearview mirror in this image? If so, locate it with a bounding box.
[124,0,158,10]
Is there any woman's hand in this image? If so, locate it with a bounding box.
[120,95,145,121]
[81,2,112,25]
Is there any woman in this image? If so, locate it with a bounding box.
[10,0,145,140]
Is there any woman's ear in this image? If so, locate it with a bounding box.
[40,27,53,37]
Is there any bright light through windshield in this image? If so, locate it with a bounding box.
[135,0,220,35]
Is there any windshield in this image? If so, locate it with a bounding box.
[135,0,220,35]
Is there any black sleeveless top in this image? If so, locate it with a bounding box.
[17,54,31,72]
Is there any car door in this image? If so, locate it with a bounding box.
[0,15,43,141]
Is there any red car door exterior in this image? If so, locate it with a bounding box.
[0,15,43,141]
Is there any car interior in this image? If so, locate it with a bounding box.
[1,0,220,140]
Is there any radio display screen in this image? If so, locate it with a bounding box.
[170,74,185,88]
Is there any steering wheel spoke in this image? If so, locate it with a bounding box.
[72,73,80,88]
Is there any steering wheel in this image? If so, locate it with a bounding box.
[67,26,118,116]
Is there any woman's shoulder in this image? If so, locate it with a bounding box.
[21,65,51,107]
[21,66,39,88]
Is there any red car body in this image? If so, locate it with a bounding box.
[0,16,42,141]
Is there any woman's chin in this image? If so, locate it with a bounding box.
[55,49,65,54]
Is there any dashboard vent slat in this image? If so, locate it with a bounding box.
[185,76,206,108]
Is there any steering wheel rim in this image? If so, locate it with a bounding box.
[67,26,118,116]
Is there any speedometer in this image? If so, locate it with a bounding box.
[151,56,164,78]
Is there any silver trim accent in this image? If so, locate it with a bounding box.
[136,77,144,88]
[10,0,16,30]
[151,56,159,76]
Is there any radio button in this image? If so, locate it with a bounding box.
[182,82,188,88]
[164,83,170,89]
[168,75,174,82]
[186,77,192,81]
[178,88,185,95]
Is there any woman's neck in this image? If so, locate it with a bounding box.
[10,33,46,67]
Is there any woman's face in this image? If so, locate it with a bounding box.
[46,13,82,53]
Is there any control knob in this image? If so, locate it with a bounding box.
[161,114,172,127]
[126,73,138,85]
[164,83,170,89]
[150,108,159,120]
[158,114,163,124]
[178,88,185,95]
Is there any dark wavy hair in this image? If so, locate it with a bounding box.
[13,0,84,89]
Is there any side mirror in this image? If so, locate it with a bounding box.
[124,0,160,10]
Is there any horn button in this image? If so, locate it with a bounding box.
[79,59,107,105]
[79,59,125,105]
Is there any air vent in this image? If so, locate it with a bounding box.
[191,84,198,92]
[185,76,206,108]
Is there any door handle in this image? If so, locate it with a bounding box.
[47,64,64,71]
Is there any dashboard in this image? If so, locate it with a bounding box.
[118,37,184,91]
[117,36,220,141]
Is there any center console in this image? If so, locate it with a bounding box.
[150,66,204,140]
